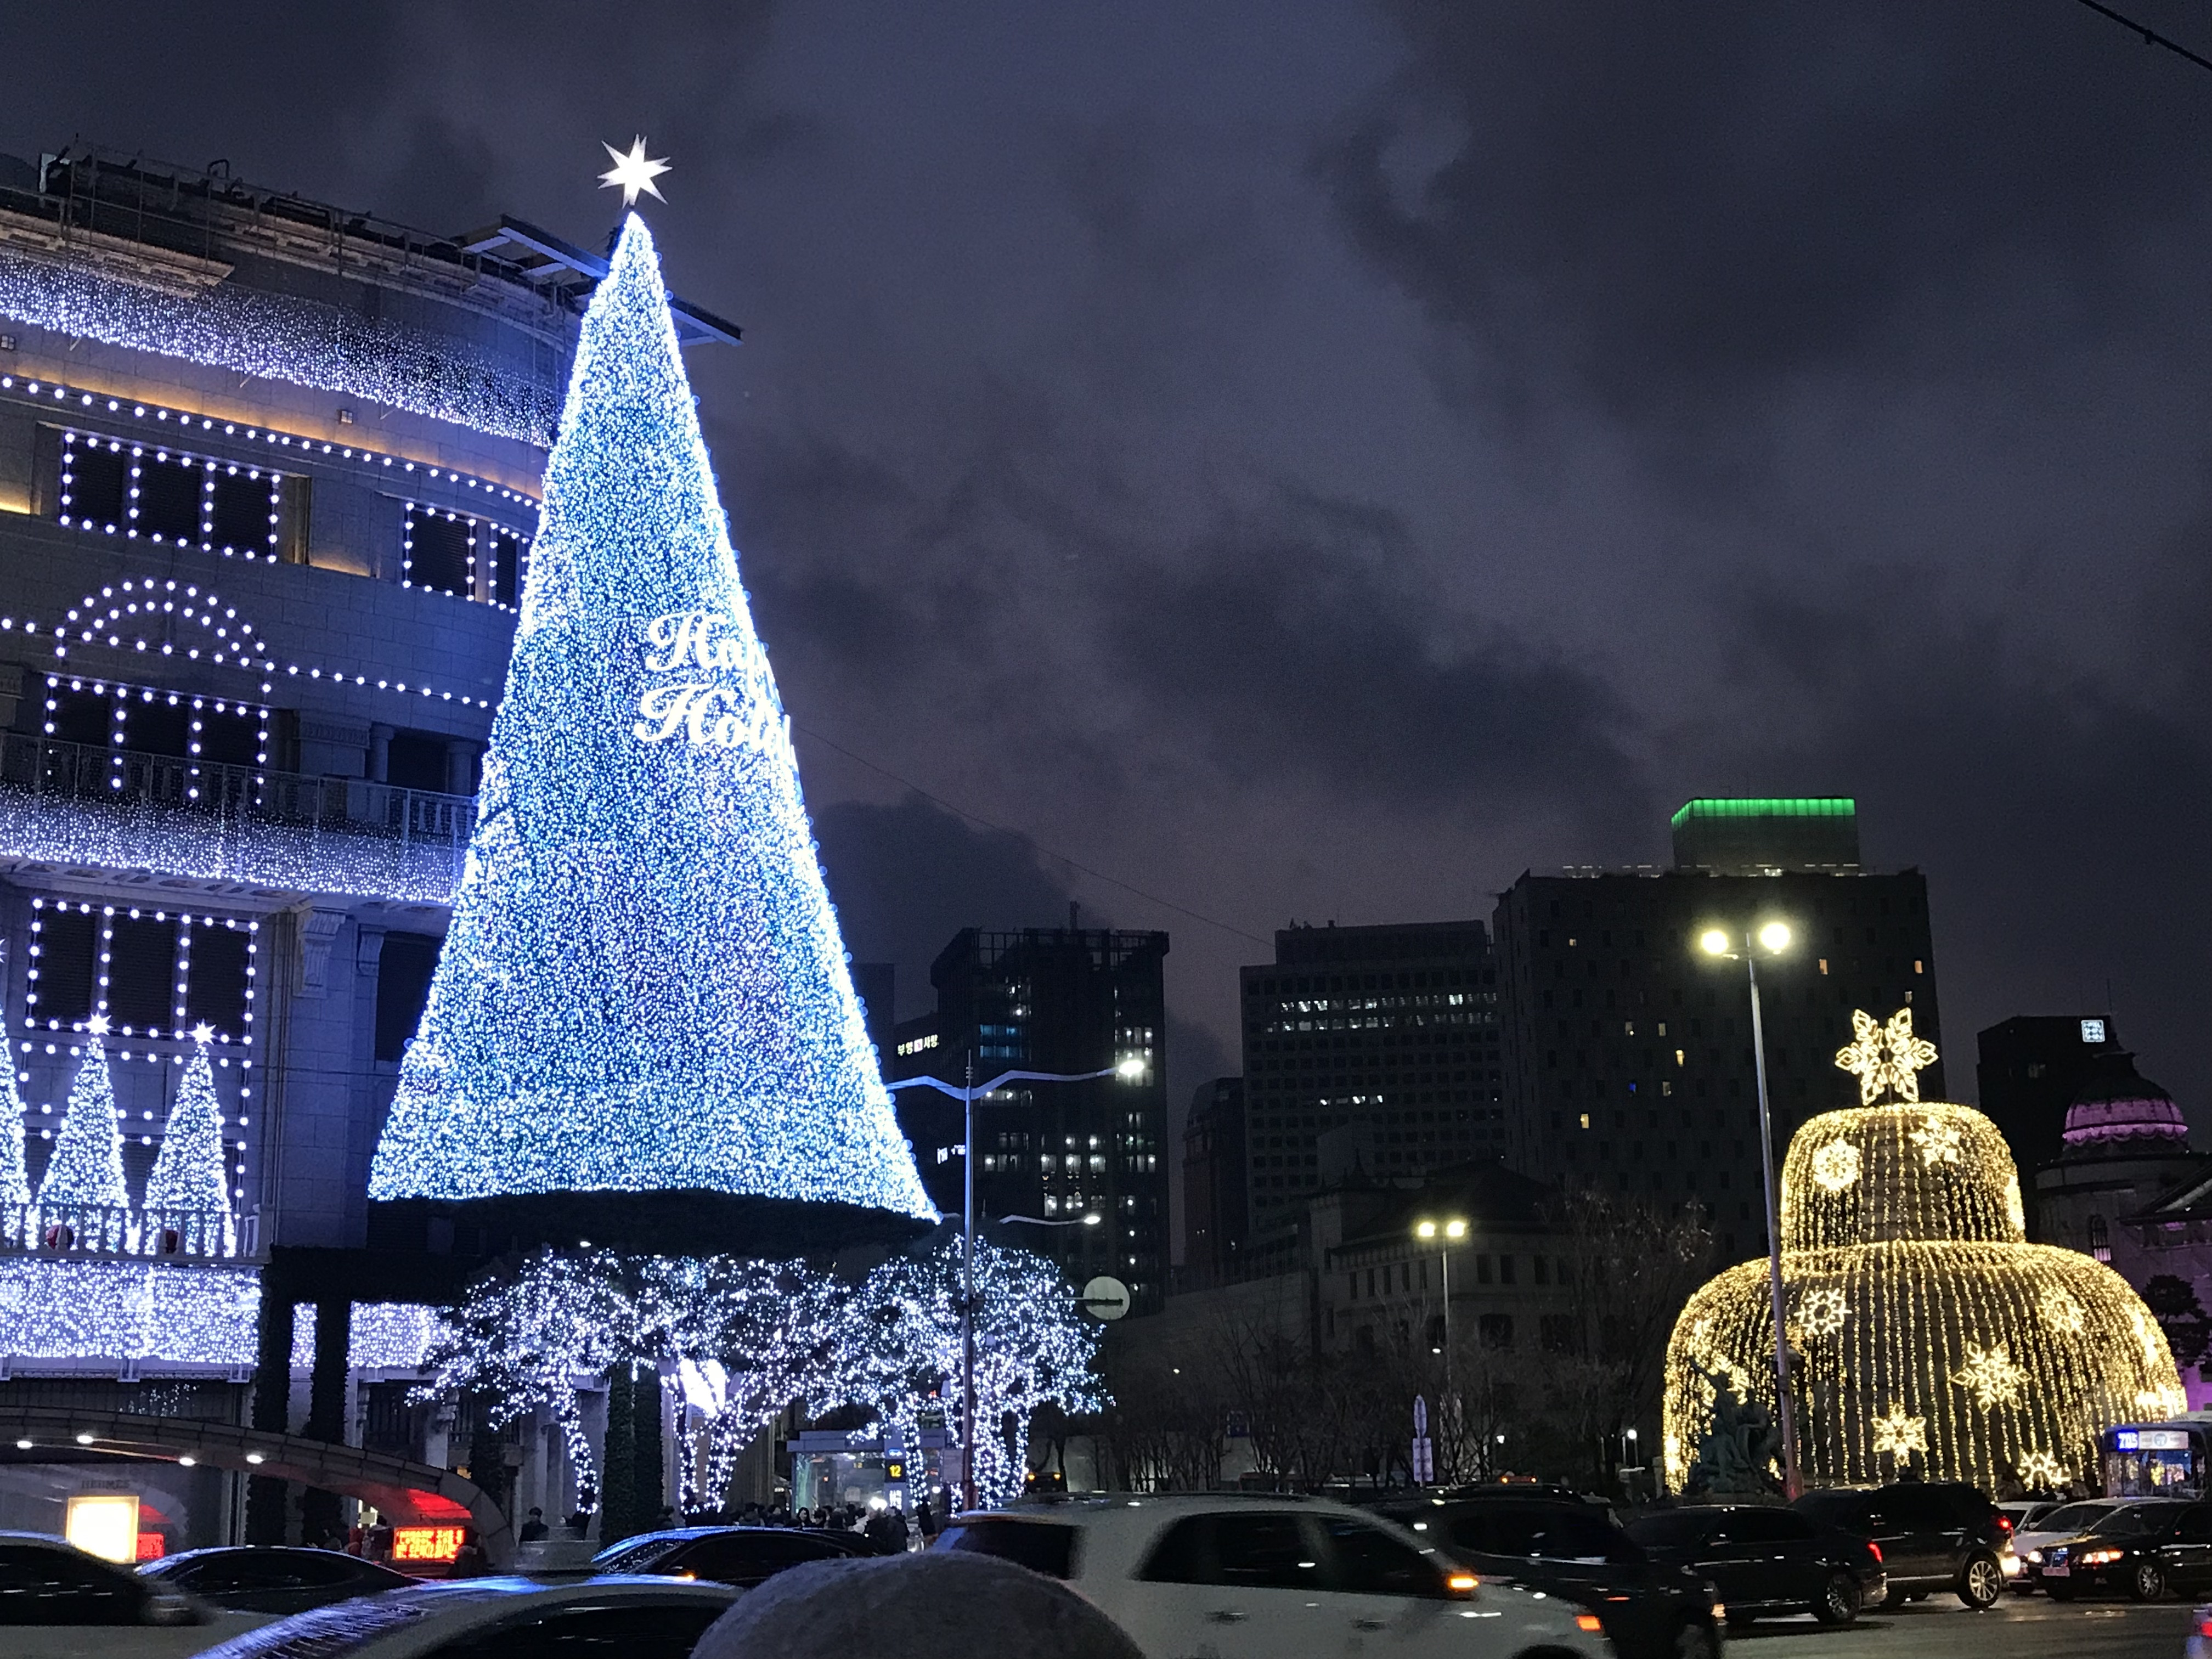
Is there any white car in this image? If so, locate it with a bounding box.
[187,1575,740,1659]
[936,1496,1611,1659]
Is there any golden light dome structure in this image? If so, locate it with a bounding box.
[1663,1007,2185,1494]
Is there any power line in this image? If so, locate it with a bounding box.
[789,720,1273,948]
[2072,0,2212,73]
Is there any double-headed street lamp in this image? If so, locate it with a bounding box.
[1413,1216,1469,1389]
[887,1051,1145,1511]
[1698,918,1801,1499]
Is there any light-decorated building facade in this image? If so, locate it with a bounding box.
[0,144,740,1553]
[1664,1008,2185,1497]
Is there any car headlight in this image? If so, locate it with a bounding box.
[2025,1550,2042,1565]
[2081,1549,2124,1567]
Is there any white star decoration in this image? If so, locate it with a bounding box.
[190,1022,216,1046]
[599,137,672,207]
[84,1014,110,1038]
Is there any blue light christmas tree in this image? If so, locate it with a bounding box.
[0,1040,31,1209]
[146,1028,233,1239]
[37,1017,128,1209]
[369,214,932,1217]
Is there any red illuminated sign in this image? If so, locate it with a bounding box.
[392,1525,466,1564]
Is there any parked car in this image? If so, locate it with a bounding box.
[1792,1481,2012,1608]
[2032,1499,2212,1601]
[0,1531,211,1659]
[139,1546,415,1615]
[185,1575,740,1659]
[1624,1504,1884,1630]
[2012,1498,2130,1591]
[1370,1492,1726,1659]
[936,1494,1609,1658]
[590,1526,874,1587]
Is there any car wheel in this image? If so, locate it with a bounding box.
[1814,1570,1861,1626]
[1959,1552,2004,1610]
[2045,1579,2078,1602]
[2128,1560,2165,1602]
[1673,1622,1720,1659]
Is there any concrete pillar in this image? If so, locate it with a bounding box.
[368,724,393,785]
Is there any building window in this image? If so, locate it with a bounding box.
[403,502,526,609]
[375,933,443,1063]
[2089,1215,2111,1265]
[26,897,257,1043]
[57,429,284,558]
[41,675,269,796]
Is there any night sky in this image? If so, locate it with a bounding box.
[13,3,2208,1223]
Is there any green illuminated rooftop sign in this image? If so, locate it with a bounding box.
[1671,797,1856,830]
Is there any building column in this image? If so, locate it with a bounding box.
[299,1296,352,1545]
[368,724,393,785]
[244,1285,294,1544]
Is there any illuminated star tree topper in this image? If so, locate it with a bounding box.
[599,137,672,207]
[367,212,933,1217]
[37,1016,128,1208]
[1835,1006,1939,1105]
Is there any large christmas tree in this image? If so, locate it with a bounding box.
[0,1036,32,1209]
[369,214,930,1218]
[145,1028,234,1252]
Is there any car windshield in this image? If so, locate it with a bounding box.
[2032,1503,2117,1534]
[593,1537,681,1572]
[2090,1505,2172,1538]
[1790,1491,1865,1524]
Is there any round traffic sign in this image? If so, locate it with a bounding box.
[1080,1276,1131,1321]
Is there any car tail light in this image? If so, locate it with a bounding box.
[1866,1542,1882,1564]
[2198,1615,2212,1638]
[1997,1515,2013,1532]
[1575,1614,1604,1633]
[1447,1574,1477,1593]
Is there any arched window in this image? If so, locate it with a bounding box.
[2089,1215,2111,1263]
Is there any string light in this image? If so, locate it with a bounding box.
[1665,1008,2186,1494]
[0,1258,259,1364]
[0,255,560,445]
[367,213,930,1216]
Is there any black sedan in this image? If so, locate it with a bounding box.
[589,1525,873,1587]
[1372,1494,1725,1659]
[140,1545,416,1615]
[2032,1499,2212,1601]
[1625,1504,1887,1630]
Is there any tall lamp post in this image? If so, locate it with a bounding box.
[1413,1217,1469,1390]
[1699,919,1801,1499]
[887,1052,1146,1511]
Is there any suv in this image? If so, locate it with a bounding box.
[1791,1481,2013,1609]
[1625,1504,1886,1631]
[1371,1492,1726,1659]
[936,1495,1609,1658]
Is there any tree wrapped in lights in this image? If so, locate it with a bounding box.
[822,1233,1107,1506]
[0,1037,32,1210]
[1664,1008,2184,1496]
[144,1028,233,1254]
[367,211,930,1219]
[37,1018,129,1246]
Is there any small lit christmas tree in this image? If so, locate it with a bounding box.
[145,1026,233,1251]
[0,1037,32,1210]
[37,1016,129,1212]
[368,211,930,1217]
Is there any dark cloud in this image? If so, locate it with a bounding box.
[1319,1,2212,423]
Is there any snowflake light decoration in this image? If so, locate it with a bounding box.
[1810,1141,1861,1192]
[1871,1404,1928,1458]
[1835,1006,1939,1105]
[1911,1116,1965,1167]
[1796,1286,1850,1339]
[2040,1286,2086,1335]
[1951,1342,2028,1409]
[2016,1448,2069,1489]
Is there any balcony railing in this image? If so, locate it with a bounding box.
[0,1202,257,1261]
[0,732,477,905]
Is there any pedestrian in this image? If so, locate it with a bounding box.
[520,1506,549,1543]
[916,1494,940,1546]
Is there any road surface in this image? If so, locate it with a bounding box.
[1728,1592,2195,1657]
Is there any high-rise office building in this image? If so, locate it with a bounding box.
[1494,798,1942,1260]
[893,927,1168,1312]
[1237,921,1504,1240]
[1977,1014,2124,1171]
[1180,1076,1247,1286]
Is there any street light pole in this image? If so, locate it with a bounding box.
[888,1053,1142,1514]
[1743,939,1803,1501]
[1700,921,1802,1501]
